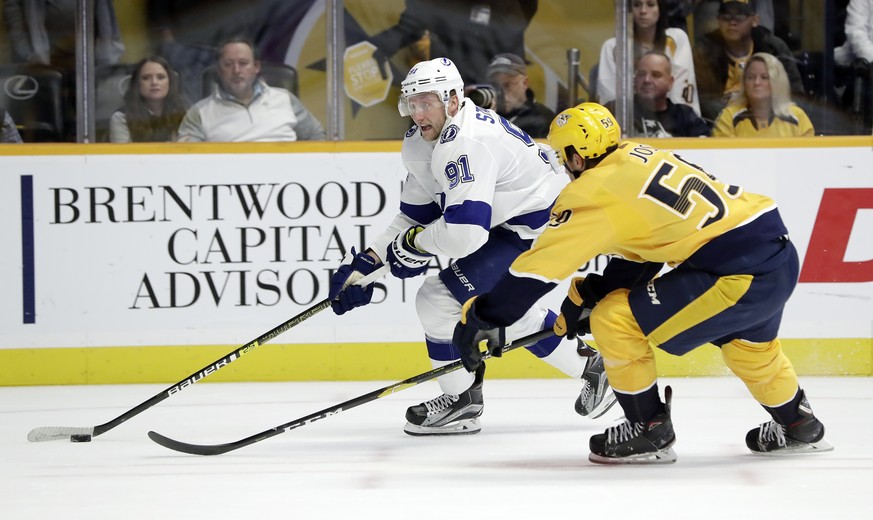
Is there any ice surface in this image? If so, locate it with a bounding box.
[2,376,870,519]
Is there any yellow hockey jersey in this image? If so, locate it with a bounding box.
[509,141,784,284]
[713,104,814,137]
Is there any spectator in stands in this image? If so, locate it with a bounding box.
[835,0,873,67]
[147,0,264,103]
[177,38,325,142]
[483,53,555,138]
[3,0,125,141]
[597,0,700,115]
[1,106,23,143]
[3,0,124,68]
[834,0,873,133]
[607,51,710,137]
[712,52,813,137]
[109,57,188,143]
[692,0,775,41]
[366,0,538,84]
[664,0,703,32]
[693,0,804,122]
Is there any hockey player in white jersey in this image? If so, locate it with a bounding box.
[328,57,615,435]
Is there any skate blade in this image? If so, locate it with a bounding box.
[576,389,618,419]
[588,447,678,465]
[751,438,834,456]
[587,391,619,419]
[403,418,481,437]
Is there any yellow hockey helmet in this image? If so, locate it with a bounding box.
[548,102,621,166]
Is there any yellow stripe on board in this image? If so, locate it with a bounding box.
[1,338,870,386]
[0,135,870,157]
[0,140,403,156]
[635,135,873,150]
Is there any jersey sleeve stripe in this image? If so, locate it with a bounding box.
[443,200,492,230]
[400,201,442,225]
[506,204,555,230]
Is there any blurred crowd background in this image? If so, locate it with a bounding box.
[0,0,867,143]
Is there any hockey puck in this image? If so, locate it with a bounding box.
[70,434,92,443]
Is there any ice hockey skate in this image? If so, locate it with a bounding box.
[746,390,833,455]
[403,364,485,436]
[589,386,677,464]
[575,342,617,418]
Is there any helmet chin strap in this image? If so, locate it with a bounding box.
[440,117,453,135]
[437,96,463,135]
[565,157,586,179]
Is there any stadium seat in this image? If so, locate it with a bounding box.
[0,64,65,142]
[95,63,135,142]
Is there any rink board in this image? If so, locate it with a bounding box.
[1,137,871,385]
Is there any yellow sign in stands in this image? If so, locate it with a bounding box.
[343,41,392,107]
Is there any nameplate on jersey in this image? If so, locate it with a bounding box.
[440,124,460,144]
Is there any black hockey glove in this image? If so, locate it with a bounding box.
[328,248,380,315]
[554,277,600,339]
[453,296,506,373]
[386,225,434,279]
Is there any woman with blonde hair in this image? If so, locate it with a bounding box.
[713,52,814,137]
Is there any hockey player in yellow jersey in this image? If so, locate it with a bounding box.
[452,102,833,464]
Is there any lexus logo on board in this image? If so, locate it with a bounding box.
[116,76,130,95]
[4,75,39,100]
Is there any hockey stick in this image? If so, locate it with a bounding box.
[27,265,390,443]
[147,328,556,455]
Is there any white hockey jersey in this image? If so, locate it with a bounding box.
[370,101,567,261]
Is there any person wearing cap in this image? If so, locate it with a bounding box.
[691,0,775,40]
[485,53,556,138]
[693,0,804,122]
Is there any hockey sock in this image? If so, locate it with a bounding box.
[426,338,474,395]
[614,383,661,423]
[763,387,804,425]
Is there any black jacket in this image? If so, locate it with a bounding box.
[693,26,805,121]
[369,0,537,84]
[501,89,556,138]
[606,99,711,138]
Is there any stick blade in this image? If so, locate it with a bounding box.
[27,426,95,442]
[147,431,236,456]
